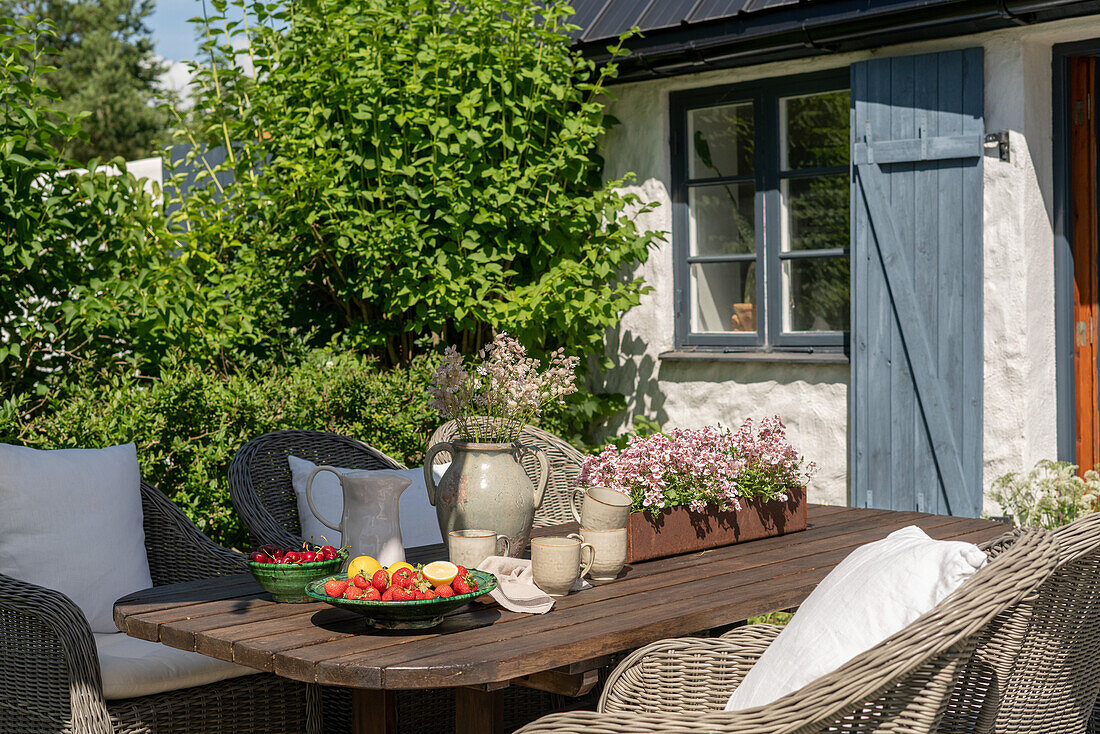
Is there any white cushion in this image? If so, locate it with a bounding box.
[725,525,987,711]
[95,632,259,700]
[0,443,153,633]
[288,455,447,551]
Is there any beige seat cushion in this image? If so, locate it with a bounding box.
[95,632,260,700]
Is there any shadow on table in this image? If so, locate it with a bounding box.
[309,603,502,635]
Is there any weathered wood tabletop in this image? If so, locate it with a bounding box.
[114,505,1006,734]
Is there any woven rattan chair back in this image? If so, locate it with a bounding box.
[940,512,1100,734]
[427,419,585,527]
[513,528,1057,734]
[229,430,405,550]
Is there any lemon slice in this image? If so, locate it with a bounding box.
[422,560,459,587]
[387,561,416,575]
[347,555,382,580]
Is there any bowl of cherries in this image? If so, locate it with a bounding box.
[247,543,348,603]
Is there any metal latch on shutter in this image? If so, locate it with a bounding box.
[984,131,1010,163]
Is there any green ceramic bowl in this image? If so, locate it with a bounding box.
[305,569,497,629]
[248,552,348,603]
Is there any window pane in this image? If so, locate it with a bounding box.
[689,102,754,179]
[690,183,756,256]
[780,90,849,170]
[782,256,850,332]
[691,261,757,333]
[782,174,849,252]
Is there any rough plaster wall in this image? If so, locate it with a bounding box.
[598,15,1100,509]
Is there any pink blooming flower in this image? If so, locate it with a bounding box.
[428,333,579,443]
[577,417,814,515]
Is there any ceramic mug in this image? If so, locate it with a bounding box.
[580,527,627,583]
[447,529,510,570]
[571,486,632,530]
[531,535,595,597]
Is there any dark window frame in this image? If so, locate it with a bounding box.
[670,68,851,352]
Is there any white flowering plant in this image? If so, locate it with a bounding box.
[427,333,580,443]
[990,459,1100,529]
[577,417,815,516]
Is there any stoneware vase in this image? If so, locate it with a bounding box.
[424,441,548,558]
[305,467,411,567]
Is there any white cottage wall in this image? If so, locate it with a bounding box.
[597,15,1100,510]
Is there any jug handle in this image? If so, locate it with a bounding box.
[305,466,344,532]
[423,442,454,507]
[521,445,550,510]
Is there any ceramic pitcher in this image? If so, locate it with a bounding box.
[305,467,411,567]
[424,442,548,558]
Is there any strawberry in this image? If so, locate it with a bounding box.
[371,568,389,592]
[344,586,364,600]
[392,586,414,602]
[467,576,478,591]
[452,575,471,595]
[435,584,455,598]
[455,565,468,578]
[363,587,381,601]
[352,572,371,589]
[324,578,350,597]
[381,586,396,601]
[391,567,414,588]
[422,589,437,599]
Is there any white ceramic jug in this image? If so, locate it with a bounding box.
[305,467,411,567]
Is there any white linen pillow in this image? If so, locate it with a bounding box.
[288,455,447,551]
[0,443,153,633]
[725,525,987,711]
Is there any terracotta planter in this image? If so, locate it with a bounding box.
[625,487,807,563]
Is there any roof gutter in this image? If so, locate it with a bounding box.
[578,0,1100,83]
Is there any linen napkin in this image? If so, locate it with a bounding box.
[477,556,591,614]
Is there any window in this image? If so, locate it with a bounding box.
[671,70,850,352]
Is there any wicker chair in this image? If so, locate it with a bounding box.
[0,480,316,734]
[228,429,405,551]
[937,511,1100,733]
[427,420,586,527]
[227,429,562,734]
[513,528,1058,734]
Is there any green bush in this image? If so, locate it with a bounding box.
[2,351,445,548]
[173,0,659,367]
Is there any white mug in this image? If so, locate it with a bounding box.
[447,529,510,570]
[581,527,628,583]
[531,535,594,597]
[571,486,632,530]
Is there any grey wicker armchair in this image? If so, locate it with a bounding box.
[427,420,585,527]
[228,429,405,550]
[936,511,1100,734]
[513,528,1058,734]
[0,480,316,734]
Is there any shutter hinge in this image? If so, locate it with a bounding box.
[984,131,1010,163]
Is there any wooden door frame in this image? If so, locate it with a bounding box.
[1054,41,1100,467]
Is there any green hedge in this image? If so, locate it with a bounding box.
[2,351,443,548]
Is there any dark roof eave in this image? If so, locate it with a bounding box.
[576,0,1100,83]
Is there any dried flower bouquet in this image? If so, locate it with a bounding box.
[427,333,579,444]
[578,417,815,516]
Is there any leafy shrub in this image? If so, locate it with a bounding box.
[2,351,445,548]
[0,16,248,412]
[990,459,1100,529]
[173,0,659,367]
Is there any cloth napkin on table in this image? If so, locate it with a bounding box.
[477,556,591,614]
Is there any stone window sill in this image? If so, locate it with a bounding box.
[659,349,850,365]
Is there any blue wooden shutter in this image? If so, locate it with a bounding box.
[850,49,984,517]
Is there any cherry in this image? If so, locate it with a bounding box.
[249,551,272,563]
[301,551,318,563]
[320,545,337,556]
[285,551,301,563]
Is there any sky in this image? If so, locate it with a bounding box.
[149,0,205,63]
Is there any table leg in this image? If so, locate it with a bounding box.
[352,689,397,734]
[455,687,504,734]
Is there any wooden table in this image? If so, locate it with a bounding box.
[114,505,1006,733]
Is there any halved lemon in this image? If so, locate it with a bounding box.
[347,555,382,581]
[422,560,459,587]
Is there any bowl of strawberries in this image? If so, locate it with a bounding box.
[305,560,496,629]
[247,543,348,603]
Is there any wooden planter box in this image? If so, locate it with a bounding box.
[625,487,807,563]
